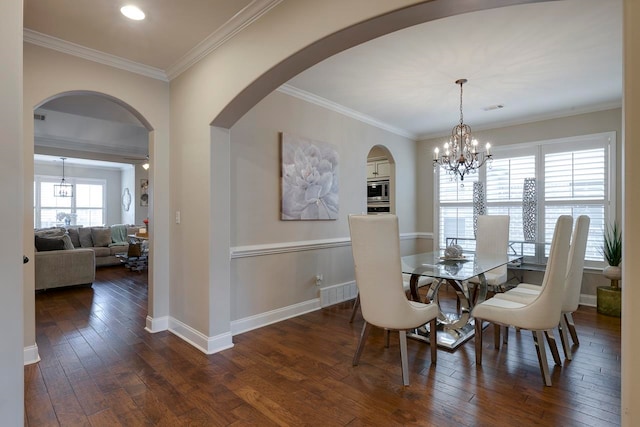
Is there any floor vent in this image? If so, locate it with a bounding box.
[320,281,357,308]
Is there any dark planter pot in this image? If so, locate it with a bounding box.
[597,286,621,317]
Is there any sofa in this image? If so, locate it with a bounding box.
[66,225,140,267]
[34,224,141,290]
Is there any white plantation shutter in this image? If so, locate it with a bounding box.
[486,155,536,256]
[438,170,477,250]
[544,146,607,261]
[434,132,614,266]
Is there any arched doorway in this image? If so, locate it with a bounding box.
[28,90,155,362]
[366,145,395,215]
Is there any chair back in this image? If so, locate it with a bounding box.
[562,215,590,313]
[476,215,510,282]
[520,215,573,330]
[348,214,417,329]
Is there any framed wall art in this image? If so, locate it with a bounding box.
[280,132,339,220]
[140,179,149,207]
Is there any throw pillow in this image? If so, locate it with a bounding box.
[78,227,93,248]
[61,234,75,250]
[34,227,65,238]
[91,227,112,247]
[35,235,65,252]
[67,228,81,248]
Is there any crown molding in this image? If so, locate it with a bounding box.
[24,0,281,82]
[416,100,623,141]
[166,0,283,80]
[277,84,417,140]
[23,29,168,82]
[35,134,146,158]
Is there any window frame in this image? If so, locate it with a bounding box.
[34,175,107,228]
[433,131,616,269]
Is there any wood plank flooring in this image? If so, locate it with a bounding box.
[25,267,621,426]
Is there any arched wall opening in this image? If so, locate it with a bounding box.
[366,145,396,215]
[201,0,547,351]
[25,88,161,363]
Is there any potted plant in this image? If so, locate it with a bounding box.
[598,222,622,317]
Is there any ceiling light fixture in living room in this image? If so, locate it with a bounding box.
[54,157,74,197]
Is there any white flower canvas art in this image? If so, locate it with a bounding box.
[281,133,339,220]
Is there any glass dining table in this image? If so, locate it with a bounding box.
[401,251,522,350]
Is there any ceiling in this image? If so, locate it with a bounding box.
[24,0,622,142]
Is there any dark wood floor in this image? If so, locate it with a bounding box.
[25,267,621,426]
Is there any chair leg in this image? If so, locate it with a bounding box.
[545,330,562,366]
[533,330,552,386]
[430,317,437,364]
[349,294,360,323]
[565,312,579,346]
[503,326,509,345]
[353,322,372,366]
[493,323,501,349]
[399,330,410,386]
[558,315,572,361]
[384,329,390,348]
[475,319,483,366]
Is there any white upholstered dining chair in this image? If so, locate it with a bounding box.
[472,215,573,386]
[348,214,439,386]
[469,215,511,296]
[493,215,590,361]
[349,265,432,323]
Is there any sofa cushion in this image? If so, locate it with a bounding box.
[35,235,65,252]
[78,227,93,248]
[91,227,112,247]
[109,246,128,256]
[92,247,111,257]
[67,228,81,248]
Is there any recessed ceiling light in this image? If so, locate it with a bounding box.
[120,5,145,21]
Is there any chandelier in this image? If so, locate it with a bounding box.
[53,157,74,197]
[433,79,493,182]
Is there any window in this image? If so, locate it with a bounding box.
[437,167,478,253]
[435,132,615,267]
[35,176,106,228]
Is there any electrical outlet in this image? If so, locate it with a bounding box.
[315,274,323,286]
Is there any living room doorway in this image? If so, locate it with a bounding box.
[30,91,153,359]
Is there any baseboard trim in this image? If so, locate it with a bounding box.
[580,294,597,307]
[168,317,234,355]
[145,315,169,333]
[320,281,357,307]
[231,298,321,336]
[24,344,40,365]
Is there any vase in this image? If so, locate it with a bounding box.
[522,178,537,242]
[603,265,622,288]
[472,182,486,238]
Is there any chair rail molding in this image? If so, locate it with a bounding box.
[230,232,432,258]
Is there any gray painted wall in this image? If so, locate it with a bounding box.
[229,90,418,319]
[0,0,23,423]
